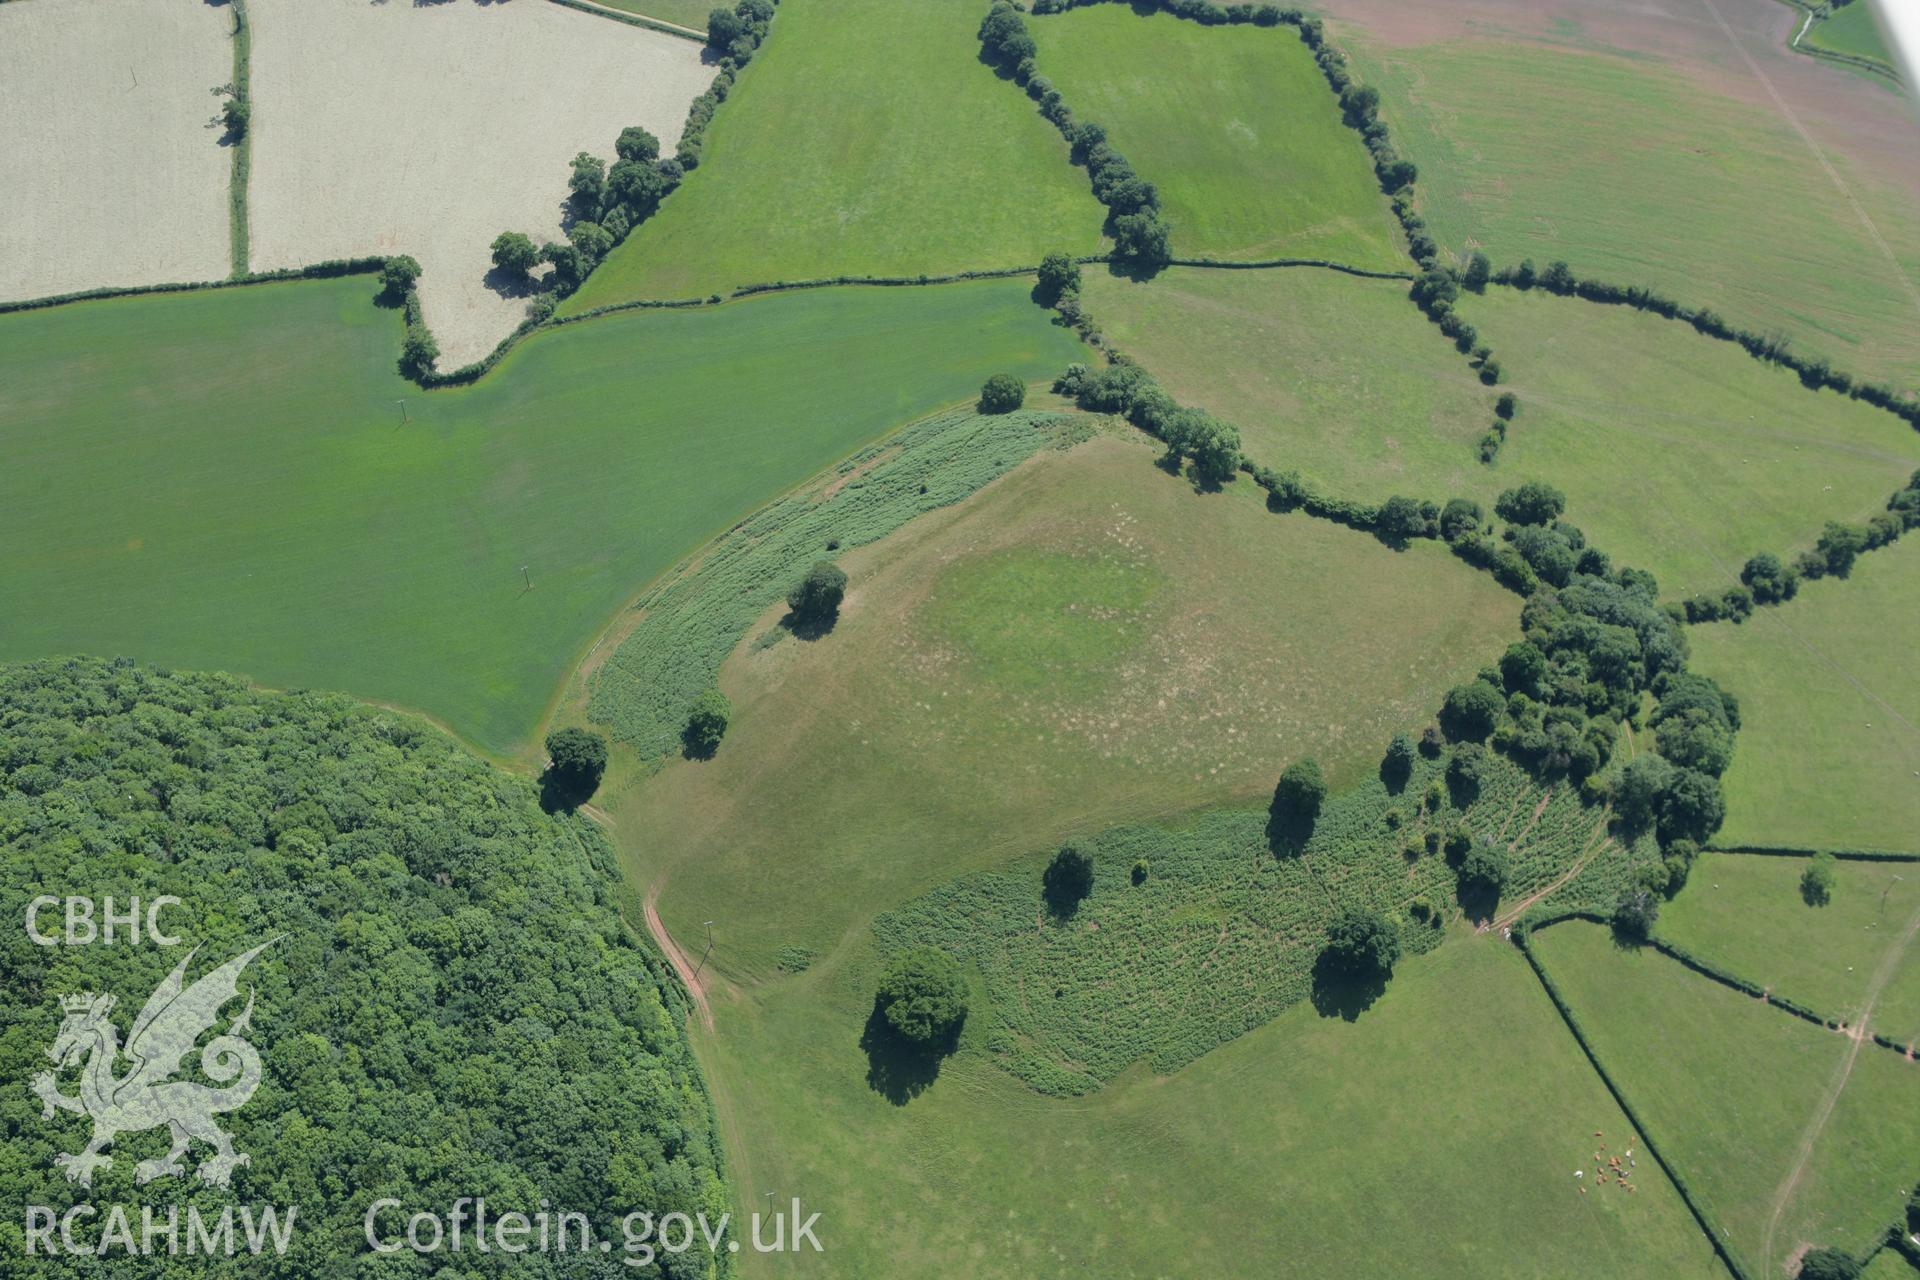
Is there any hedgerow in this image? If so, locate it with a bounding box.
[982,3,1174,270]
[587,407,1086,755]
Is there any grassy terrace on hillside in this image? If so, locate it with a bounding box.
[683,929,1728,1277]
[1659,852,1920,1025]
[566,0,1104,308]
[1083,266,1493,495]
[1346,32,1920,384]
[1460,286,1920,597]
[1689,535,1920,852]
[0,276,1085,753]
[614,435,1521,972]
[1027,6,1405,268]
[1535,920,1920,1274]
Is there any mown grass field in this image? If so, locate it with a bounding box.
[1689,534,1920,852]
[610,435,1520,973]
[1805,1,1896,69]
[1535,920,1920,1274]
[0,276,1084,754]
[1082,266,1493,496]
[1027,7,1405,268]
[565,0,1104,309]
[1659,852,1920,1024]
[669,927,1726,1278]
[1459,286,1920,598]
[1345,32,1920,386]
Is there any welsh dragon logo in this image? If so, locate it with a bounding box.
[32,941,277,1190]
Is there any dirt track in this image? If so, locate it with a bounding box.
[645,879,714,1032]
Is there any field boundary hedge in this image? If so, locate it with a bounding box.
[1519,913,1754,1280]
[227,0,253,277]
[1706,843,1920,862]
[544,0,707,42]
[0,257,387,318]
[1769,0,1900,81]
[1167,254,1413,280]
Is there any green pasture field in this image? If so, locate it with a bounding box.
[1805,1,1896,69]
[0,276,1084,755]
[1535,920,1920,1274]
[1081,266,1494,496]
[1459,286,1920,598]
[671,926,1727,1277]
[565,0,1104,310]
[1688,534,1920,852]
[1659,852,1920,1024]
[583,0,713,30]
[1345,32,1920,385]
[607,434,1520,974]
[1027,7,1405,268]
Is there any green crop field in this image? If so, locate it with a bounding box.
[1659,852,1920,1024]
[664,926,1726,1278]
[1082,266,1494,496]
[0,276,1084,754]
[565,0,1104,310]
[1345,31,1920,386]
[1689,534,1920,852]
[608,435,1520,973]
[1459,286,1920,598]
[1026,7,1405,268]
[1535,920,1920,1273]
[1805,1,1897,69]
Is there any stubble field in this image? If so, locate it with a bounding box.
[0,0,232,302]
[247,0,711,366]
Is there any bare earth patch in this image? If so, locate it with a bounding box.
[0,0,232,301]
[247,0,710,367]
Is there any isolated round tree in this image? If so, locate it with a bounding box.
[683,687,731,758]
[545,726,607,784]
[1322,906,1401,979]
[875,947,968,1046]
[1042,844,1094,912]
[978,374,1025,414]
[787,561,847,626]
[1271,758,1327,825]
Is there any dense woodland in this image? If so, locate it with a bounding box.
[0,658,728,1277]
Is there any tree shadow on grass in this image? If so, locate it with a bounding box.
[777,609,838,642]
[859,1006,961,1106]
[537,768,598,815]
[1309,952,1388,1022]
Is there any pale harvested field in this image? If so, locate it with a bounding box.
[247,0,710,367]
[0,0,233,301]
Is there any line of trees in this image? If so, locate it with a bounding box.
[1053,358,1243,486]
[1682,469,1920,624]
[1488,257,1920,430]
[982,3,1173,270]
